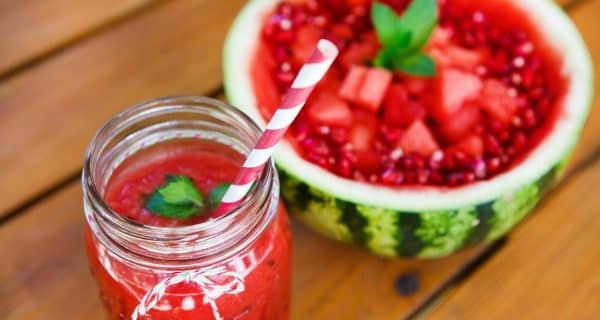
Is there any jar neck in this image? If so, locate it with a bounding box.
[82,96,279,269]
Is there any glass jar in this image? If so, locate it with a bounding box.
[82,96,291,320]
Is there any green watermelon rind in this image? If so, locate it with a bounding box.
[279,164,562,258]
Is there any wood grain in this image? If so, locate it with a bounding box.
[0,179,488,320]
[563,0,600,173]
[0,184,103,320]
[0,0,154,77]
[0,0,247,217]
[428,154,600,319]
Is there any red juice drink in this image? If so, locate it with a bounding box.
[82,97,291,319]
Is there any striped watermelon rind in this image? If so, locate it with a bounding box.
[280,164,562,258]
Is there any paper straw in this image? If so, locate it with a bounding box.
[211,39,338,218]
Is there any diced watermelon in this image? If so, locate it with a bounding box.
[445,45,486,72]
[455,135,484,157]
[434,68,483,119]
[430,45,485,72]
[427,27,452,49]
[400,120,440,157]
[350,111,377,151]
[438,104,481,142]
[307,92,353,127]
[383,84,427,127]
[316,67,342,92]
[404,77,430,95]
[292,25,321,65]
[339,36,379,70]
[356,67,393,112]
[339,65,368,101]
[480,79,519,124]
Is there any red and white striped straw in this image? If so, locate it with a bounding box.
[212,39,338,218]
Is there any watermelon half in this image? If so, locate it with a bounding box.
[223,0,594,258]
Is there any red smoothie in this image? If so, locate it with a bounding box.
[85,139,291,320]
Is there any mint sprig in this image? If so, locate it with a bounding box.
[371,0,438,76]
[145,175,205,219]
[208,182,230,209]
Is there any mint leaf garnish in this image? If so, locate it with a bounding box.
[145,175,205,219]
[208,182,230,209]
[393,52,436,76]
[371,0,438,76]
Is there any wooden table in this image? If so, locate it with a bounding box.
[0,0,598,319]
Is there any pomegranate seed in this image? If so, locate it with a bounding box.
[513,132,528,150]
[417,169,430,184]
[390,148,404,161]
[330,127,349,144]
[486,157,501,173]
[274,47,290,62]
[472,159,487,178]
[338,159,353,177]
[381,168,403,184]
[277,3,293,16]
[277,70,295,86]
[484,135,502,155]
[463,172,476,183]
[521,109,538,128]
[402,155,416,169]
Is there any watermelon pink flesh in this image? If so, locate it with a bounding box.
[339,65,368,102]
[434,69,483,119]
[400,120,440,157]
[307,92,353,127]
[480,79,519,124]
[438,104,482,142]
[383,84,427,127]
[356,67,393,112]
[350,112,377,151]
[456,135,485,156]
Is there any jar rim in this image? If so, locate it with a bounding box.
[82,96,278,267]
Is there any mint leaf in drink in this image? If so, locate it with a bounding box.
[371,0,438,76]
[145,175,205,219]
[208,182,231,209]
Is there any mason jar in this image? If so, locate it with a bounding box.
[82,96,291,319]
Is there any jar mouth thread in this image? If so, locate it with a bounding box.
[82,96,279,267]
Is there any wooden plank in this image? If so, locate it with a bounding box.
[564,0,600,172]
[428,155,600,319]
[0,0,154,76]
[0,179,487,319]
[0,0,247,217]
[0,184,103,319]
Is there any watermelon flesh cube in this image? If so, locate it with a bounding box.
[400,120,440,157]
[383,84,427,127]
[356,67,393,112]
[350,112,377,151]
[438,104,482,142]
[480,79,519,124]
[339,65,368,101]
[435,68,483,118]
[456,135,485,157]
[444,45,486,72]
[307,92,353,127]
